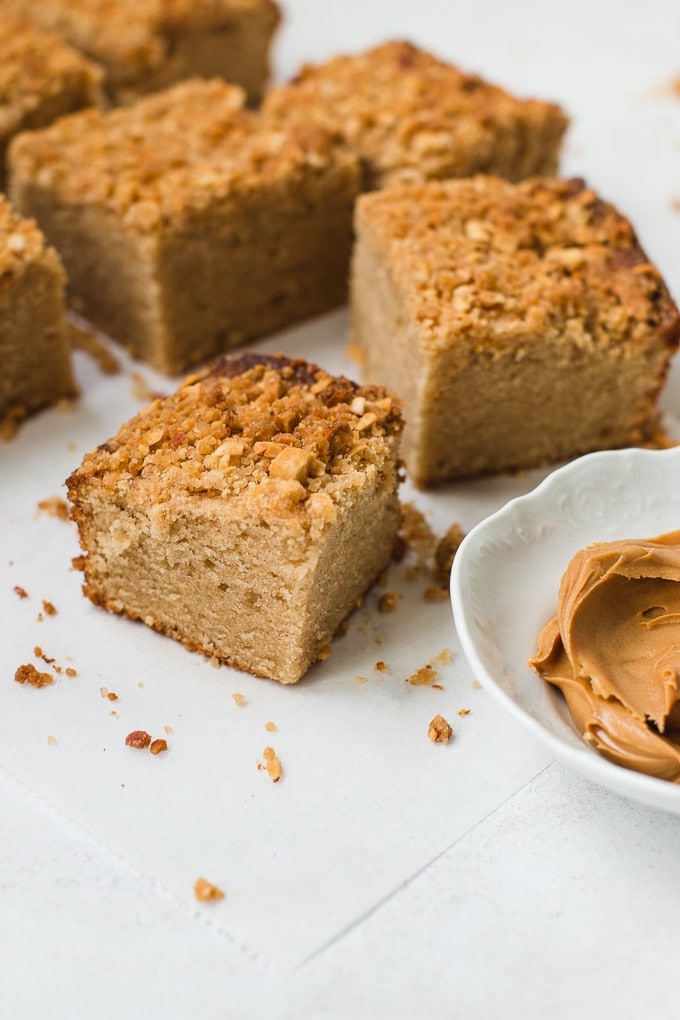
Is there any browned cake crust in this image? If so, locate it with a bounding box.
[0,195,76,437]
[264,40,569,189]
[0,12,104,190]
[9,79,361,374]
[352,176,680,485]
[67,354,403,683]
[0,0,281,103]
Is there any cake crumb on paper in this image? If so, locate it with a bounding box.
[375,660,389,674]
[232,692,245,706]
[407,664,439,687]
[13,585,28,599]
[428,714,453,743]
[194,877,225,902]
[47,735,57,746]
[150,738,168,755]
[15,663,53,687]
[378,591,400,613]
[37,496,69,520]
[264,721,276,732]
[125,730,151,749]
[259,746,283,782]
[41,600,57,616]
[458,708,471,717]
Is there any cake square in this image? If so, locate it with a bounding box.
[0,11,104,190]
[351,176,680,486]
[9,78,361,375]
[263,41,569,190]
[0,195,76,438]
[0,0,280,104]
[67,354,403,684]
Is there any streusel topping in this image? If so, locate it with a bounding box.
[10,78,355,230]
[68,354,402,522]
[357,176,680,352]
[0,195,63,282]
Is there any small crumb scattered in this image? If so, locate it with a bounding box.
[37,497,69,520]
[164,725,174,735]
[42,600,57,616]
[378,592,400,613]
[65,667,77,678]
[109,710,118,717]
[194,877,225,902]
[259,746,283,783]
[137,681,144,688]
[434,523,466,585]
[407,664,440,687]
[210,656,220,669]
[428,714,453,743]
[355,675,366,685]
[47,735,57,746]
[232,692,245,706]
[471,680,482,690]
[458,708,471,717]
[374,660,389,673]
[423,586,449,601]
[13,585,28,599]
[125,730,151,749]
[150,738,168,755]
[375,634,385,644]
[432,648,453,666]
[15,663,53,687]
[264,721,277,732]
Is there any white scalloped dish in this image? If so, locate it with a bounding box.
[451,445,680,815]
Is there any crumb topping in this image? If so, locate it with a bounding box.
[15,663,54,687]
[356,176,680,354]
[68,354,402,529]
[0,1,279,81]
[10,78,355,229]
[0,12,102,132]
[264,40,567,186]
[0,195,64,283]
[194,876,225,902]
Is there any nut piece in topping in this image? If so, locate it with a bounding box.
[428,714,453,743]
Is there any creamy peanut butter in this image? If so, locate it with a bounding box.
[530,530,680,783]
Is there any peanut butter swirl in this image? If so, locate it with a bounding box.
[530,531,680,783]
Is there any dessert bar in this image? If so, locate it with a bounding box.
[67,353,403,684]
[351,175,680,485]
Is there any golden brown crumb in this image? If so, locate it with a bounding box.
[210,656,221,669]
[15,663,53,687]
[355,675,366,684]
[378,592,400,613]
[125,730,151,748]
[432,648,452,666]
[264,721,277,732]
[458,708,471,716]
[65,667,77,677]
[260,745,283,782]
[471,680,482,689]
[13,585,28,599]
[434,523,466,585]
[374,660,389,673]
[42,600,57,616]
[149,738,168,755]
[194,877,225,902]
[428,714,453,743]
[47,735,57,745]
[423,586,449,601]
[108,691,118,701]
[232,692,245,706]
[37,496,70,520]
[407,664,439,686]
[164,725,174,735]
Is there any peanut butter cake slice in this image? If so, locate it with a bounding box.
[263,41,568,190]
[0,0,280,104]
[9,78,360,375]
[0,12,104,190]
[67,354,403,684]
[0,195,76,438]
[351,176,680,486]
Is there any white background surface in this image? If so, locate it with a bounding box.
[2,1,680,1017]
